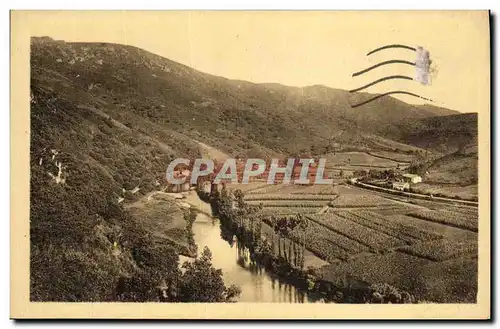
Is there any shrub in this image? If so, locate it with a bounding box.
[367,283,415,303]
[177,247,241,302]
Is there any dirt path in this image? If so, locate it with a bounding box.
[352,180,478,207]
[365,151,412,164]
[124,190,192,255]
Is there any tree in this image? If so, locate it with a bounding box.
[408,160,428,176]
[178,247,241,302]
[270,216,281,258]
[296,214,309,269]
[367,283,415,304]
[368,169,382,179]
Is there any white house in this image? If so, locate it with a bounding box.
[392,181,410,191]
[402,174,422,184]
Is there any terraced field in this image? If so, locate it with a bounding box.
[384,214,477,240]
[257,207,322,216]
[341,210,443,242]
[319,252,433,292]
[231,182,270,193]
[307,213,405,251]
[239,182,478,302]
[288,185,340,195]
[367,150,420,163]
[318,250,478,303]
[324,151,400,168]
[443,205,479,217]
[398,239,478,261]
[286,218,370,262]
[369,204,418,215]
[329,193,396,208]
[244,183,340,196]
[407,209,478,232]
[244,188,337,214]
[244,194,337,201]
[245,200,329,208]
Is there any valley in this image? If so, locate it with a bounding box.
[29,36,479,303]
[229,181,477,302]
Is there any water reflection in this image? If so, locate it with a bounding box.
[190,213,322,303]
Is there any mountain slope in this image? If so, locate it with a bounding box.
[425,151,478,185]
[395,113,478,154]
[31,37,470,158]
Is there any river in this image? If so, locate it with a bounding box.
[180,192,325,303]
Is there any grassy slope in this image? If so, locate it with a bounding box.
[426,152,478,185]
[30,42,195,301]
[319,251,477,303]
[396,113,478,154]
[32,37,473,158]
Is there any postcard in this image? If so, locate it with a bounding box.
[10,10,490,319]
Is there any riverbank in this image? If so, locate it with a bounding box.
[132,188,421,303]
[189,213,323,302]
[125,190,198,257]
[203,187,419,303]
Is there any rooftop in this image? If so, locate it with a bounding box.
[402,173,421,178]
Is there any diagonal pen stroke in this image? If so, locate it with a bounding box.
[350,91,433,108]
[352,60,415,77]
[367,44,417,56]
[349,75,414,93]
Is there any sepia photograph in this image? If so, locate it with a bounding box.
[10,10,490,319]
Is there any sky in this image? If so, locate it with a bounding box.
[18,10,489,113]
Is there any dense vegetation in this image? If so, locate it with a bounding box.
[207,187,418,303]
[31,37,476,159]
[407,209,478,232]
[30,44,239,302]
[236,182,477,303]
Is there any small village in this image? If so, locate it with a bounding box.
[159,158,425,198]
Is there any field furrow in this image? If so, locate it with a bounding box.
[398,239,477,261]
[329,193,396,208]
[262,216,370,262]
[245,200,328,207]
[257,207,320,216]
[244,194,337,201]
[307,213,404,251]
[407,210,478,232]
[333,211,420,244]
[344,210,443,242]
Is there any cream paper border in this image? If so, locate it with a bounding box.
[10,10,491,319]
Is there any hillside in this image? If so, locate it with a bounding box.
[29,36,478,301]
[31,37,474,158]
[426,152,479,185]
[395,113,478,154]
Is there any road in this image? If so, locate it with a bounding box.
[350,179,478,207]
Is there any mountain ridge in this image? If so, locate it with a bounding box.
[30,36,478,174]
[29,36,479,301]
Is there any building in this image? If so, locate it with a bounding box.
[165,169,191,193]
[402,173,422,184]
[392,181,410,191]
[166,181,190,193]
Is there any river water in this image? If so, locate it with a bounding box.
[180,192,325,303]
[190,213,326,303]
